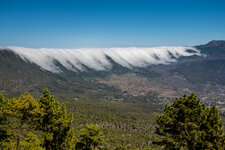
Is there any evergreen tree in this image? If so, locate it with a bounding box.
[20,132,44,150]
[38,88,74,150]
[0,93,11,147]
[3,92,43,150]
[153,93,225,150]
[76,124,108,150]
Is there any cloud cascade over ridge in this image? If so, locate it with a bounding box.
[5,46,201,73]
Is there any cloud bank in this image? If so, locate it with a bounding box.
[6,46,201,73]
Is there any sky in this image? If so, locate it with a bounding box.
[0,0,225,48]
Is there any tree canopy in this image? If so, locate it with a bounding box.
[153,93,225,150]
[1,92,43,149]
[1,91,225,149]
[76,124,108,150]
[38,88,74,150]
[0,89,75,150]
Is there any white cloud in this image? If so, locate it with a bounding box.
[6,46,201,73]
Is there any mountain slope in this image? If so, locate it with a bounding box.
[196,40,225,56]
[0,49,123,100]
[0,41,225,112]
[0,49,58,96]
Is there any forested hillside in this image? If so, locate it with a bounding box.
[1,90,224,149]
[1,41,225,149]
[1,41,225,113]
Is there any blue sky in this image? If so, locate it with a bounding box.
[0,0,225,48]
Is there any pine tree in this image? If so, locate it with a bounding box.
[197,105,225,149]
[38,88,74,150]
[153,93,225,150]
[3,92,43,150]
[76,124,108,150]
[0,93,11,147]
[20,132,44,150]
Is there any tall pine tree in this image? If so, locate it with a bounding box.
[3,92,43,150]
[76,124,108,150]
[153,93,225,150]
[0,93,11,147]
[38,88,74,150]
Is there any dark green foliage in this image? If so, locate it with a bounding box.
[0,93,11,146]
[76,124,108,150]
[1,92,43,149]
[0,89,75,150]
[153,93,225,149]
[38,88,74,150]
[66,100,157,149]
[1,89,225,149]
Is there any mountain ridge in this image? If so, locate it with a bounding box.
[0,40,225,113]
